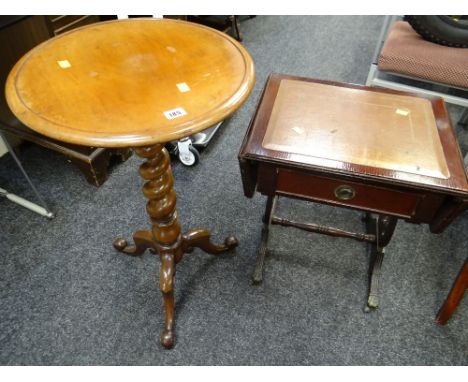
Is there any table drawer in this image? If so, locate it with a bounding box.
[276,169,422,218]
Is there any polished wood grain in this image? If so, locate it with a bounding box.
[0,15,131,186]
[275,168,422,219]
[6,18,255,147]
[5,18,254,349]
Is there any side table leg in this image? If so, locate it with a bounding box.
[252,195,276,284]
[436,257,468,325]
[136,144,181,349]
[365,214,397,312]
[114,144,238,349]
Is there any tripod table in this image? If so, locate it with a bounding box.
[6,18,255,348]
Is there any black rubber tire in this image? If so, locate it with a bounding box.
[405,16,468,48]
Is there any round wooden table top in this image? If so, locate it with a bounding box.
[5,18,255,147]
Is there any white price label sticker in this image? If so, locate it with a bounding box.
[396,108,410,116]
[292,126,304,135]
[163,107,187,120]
[176,82,191,92]
[57,60,72,69]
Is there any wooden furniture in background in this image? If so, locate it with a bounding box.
[6,18,255,348]
[436,257,468,325]
[239,73,468,311]
[0,15,129,187]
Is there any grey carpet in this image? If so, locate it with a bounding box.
[0,16,467,365]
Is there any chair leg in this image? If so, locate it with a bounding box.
[436,257,468,325]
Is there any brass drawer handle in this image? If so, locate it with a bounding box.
[334,185,356,201]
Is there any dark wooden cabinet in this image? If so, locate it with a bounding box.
[0,15,129,186]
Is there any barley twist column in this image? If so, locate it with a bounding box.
[113,143,238,349]
[114,144,180,348]
[137,144,181,349]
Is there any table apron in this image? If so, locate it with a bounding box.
[254,163,447,223]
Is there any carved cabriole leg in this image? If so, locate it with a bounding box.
[113,230,155,256]
[182,229,238,256]
[365,214,398,311]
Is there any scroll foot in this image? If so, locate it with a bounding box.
[161,329,174,349]
[182,229,238,255]
[113,230,155,256]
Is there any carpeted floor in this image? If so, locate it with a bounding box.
[0,16,467,365]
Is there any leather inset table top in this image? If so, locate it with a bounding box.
[262,79,449,179]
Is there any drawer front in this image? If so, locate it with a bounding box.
[276,169,422,218]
